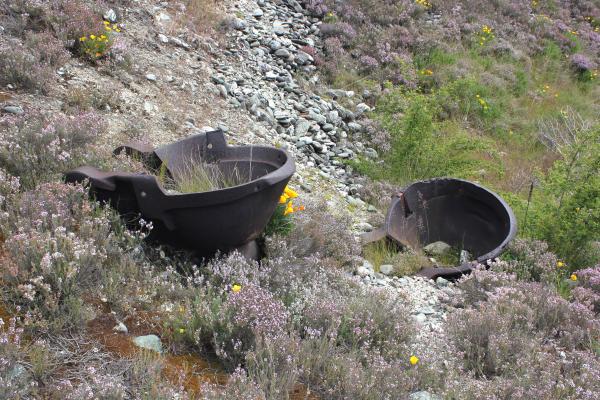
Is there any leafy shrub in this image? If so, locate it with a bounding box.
[357,90,496,184]
[0,111,103,189]
[525,112,600,267]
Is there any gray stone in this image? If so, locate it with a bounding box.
[356,222,373,232]
[380,264,394,276]
[269,40,282,51]
[133,334,163,353]
[143,101,154,114]
[275,48,291,58]
[252,9,264,18]
[2,105,24,114]
[157,33,169,43]
[113,321,128,333]
[364,148,378,159]
[295,51,313,65]
[104,9,117,23]
[423,241,452,256]
[295,119,311,136]
[273,21,287,35]
[308,110,327,125]
[460,250,472,264]
[146,73,157,81]
[417,306,436,315]
[7,363,30,382]
[361,259,375,271]
[414,313,427,323]
[436,277,450,287]
[347,122,363,132]
[409,391,443,400]
[233,18,247,31]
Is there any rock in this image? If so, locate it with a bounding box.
[414,313,427,323]
[113,321,128,333]
[308,110,327,125]
[143,101,154,114]
[380,264,394,276]
[460,250,471,264]
[295,119,311,136]
[233,18,247,31]
[364,148,378,159]
[104,9,117,23]
[7,363,29,381]
[146,73,157,81]
[2,105,24,114]
[269,40,282,51]
[347,122,363,132]
[252,9,264,18]
[133,334,163,353]
[409,391,443,400]
[436,277,450,287]
[356,222,373,232]
[273,21,287,35]
[295,51,313,65]
[417,306,436,315]
[157,33,169,43]
[156,12,171,23]
[423,241,452,256]
[274,48,291,59]
[356,103,371,114]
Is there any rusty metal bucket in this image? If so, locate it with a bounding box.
[362,178,517,280]
[65,130,295,258]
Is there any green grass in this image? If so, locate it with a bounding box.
[362,239,431,276]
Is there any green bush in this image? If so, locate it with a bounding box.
[516,112,600,268]
[357,90,498,184]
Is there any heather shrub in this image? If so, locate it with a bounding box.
[0,40,64,94]
[451,276,600,379]
[572,265,600,313]
[502,239,559,283]
[245,334,300,398]
[0,182,145,331]
[212,284,290,368]
[0,111,103,189]
[316,287,413,359]
[266,198,360,268]
[202,367,265,400]
[0,317,32,398]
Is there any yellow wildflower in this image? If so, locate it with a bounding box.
[570,274,577,282]
[103,20,110,25]
[105,26,112,31]
[410,355,419,365]
[90,35,96,40]
[279,193,289,204]
[80,36,87,42]
[179,328,185,334]
[284,186,298,199]
[557,261,565,268]
[284,201,294,216]
[232,284,242,293]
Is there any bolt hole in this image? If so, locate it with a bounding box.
[140,191,147,198]
[207,143,213,149]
